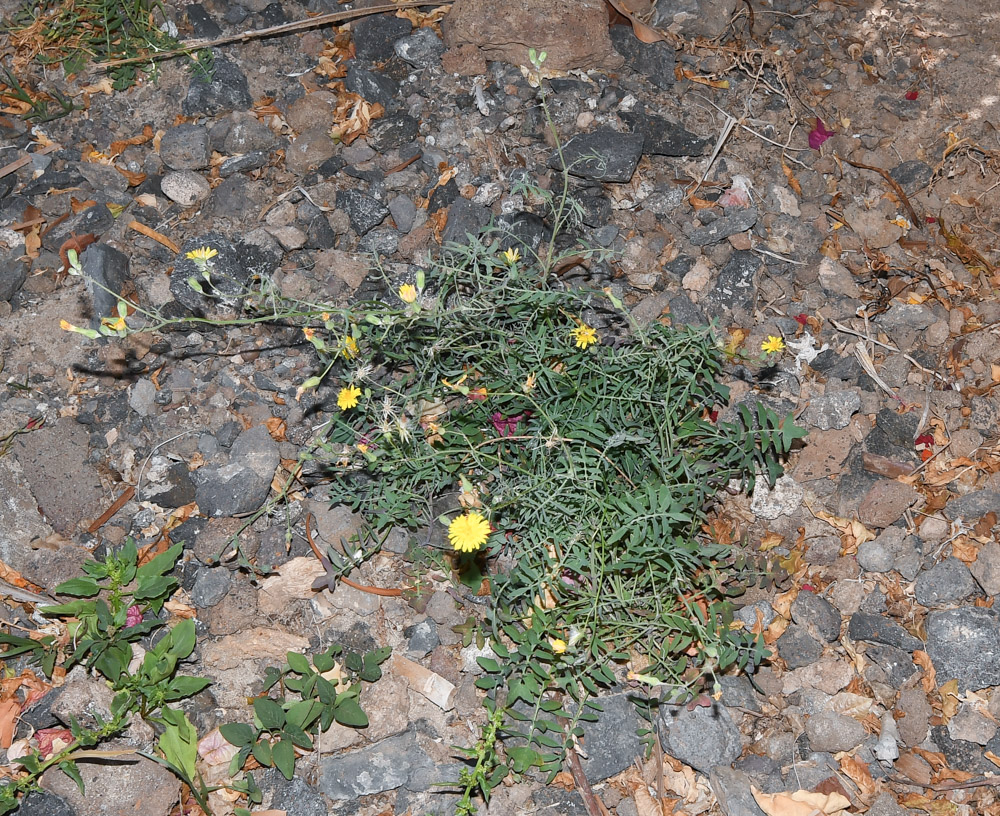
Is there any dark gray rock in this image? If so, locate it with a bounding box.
[394,27,445,67]
[336,190,389,236]
[305,212,337,249]
[495,211,550,256]
[81,242,129,330]
[971,542,1000,596]
[219,151,270,177]
[352,14,412,62]
[621,110,708,156]
[191,425,278,517]
[169,232,281,314]
[857,526,907,574]
[190,566,232,607]
[776,624,823,669]
[690,208,758,246]
[367,112,419,152]
[77,160,129,194]
[388,195,416,233]
[21,167,85,197]
[223,117,279,154]
[875,303,935,331]
[719,675,760,713]
[609,24,675,89]
[43,205,115,254]
[258,2,287,25]
[914,557,977,606]
[577,194,612,227]
[867,792,912,816]
[359,227,399,257]
[183,55,252,115]
[18,792,76,816]
[710,767,767,816]
[345,64,399,109]
[186,3,222,37]
[578,693,643,782]
[658,701,742,773]
[160,123,211,170]
[550,129,644,183]
[668,293,707,326]
[263,771,327,816]
[442,198,490,245]
[801,391,861,431]
[865,643,916,687]
[643,184,686,216]
[0,248,28,301]
[947,491,1000,522]
[889,160,932,195]
[930,724,996,775]
[707,250,760,313]
[531,787,590,815]
[848,611,922,652]
[405,619,439,656]
[790,592,841,642]
[317,730,432,799]
[926,607,1000,690]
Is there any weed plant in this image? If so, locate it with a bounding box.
[53,49,806,813]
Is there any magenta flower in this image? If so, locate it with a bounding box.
[808,118,835,149]
[491,411,531,437]
[125,605,143,628]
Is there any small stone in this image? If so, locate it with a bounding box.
[352,13,412,62]
[159,124,211,170]
[345,64,399,109]
[895,688,931,747]
[191,425,279,517]
[947,491,1000,523]
[609,24,675,89]
[707,251,760,315]
[336,190,389,235]
[658,702,742,774]
[867,792,912,816]
[801,391,861,431]
[690,208,758,246]
[643,184,685,216]
[0,248,27,301]
[857,526,906,574]
[267,225,307,251]
[914,557,977,606]
[317,731,432,799]
[405,619,439,656]
[190,566,232,607]
[219,151,270,177]
[17,792,75,816]
[549,129,644,183]
[285,91,339,132]
[394,27,445,67]
[791,592,841,642]
[285,126,337,174]
[926,607,1000,691]
[264,774,327,816]
[875,302,936,330]
[889,160,933,195]
[750,473,803,520]
[160,170,211,206]
[710,767,767,816]
[857,479,918,528]
[782,657,854,696]
[776,624,824,670]
[183,55,252,115]
[947,706,997,746]
[864,643,916,687]
[574,692,644,781]
[222,115,278,154]
[804,710,867,753]
[388,195,416,233]
[442,198,490,245]
[621,110,708,156]
[42,753,178,815]
[971,542,1000,596]
[128,378,156,417]
[847,611,922,652]
[367,113,419,152]
[80,243,130,331]
[735,599,776,629]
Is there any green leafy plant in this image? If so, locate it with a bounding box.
[220,644,391,782]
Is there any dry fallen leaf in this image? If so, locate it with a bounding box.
[938,678,960,723]
[751,786,852,816]
[839,752,876,799]
[913,650,937,692]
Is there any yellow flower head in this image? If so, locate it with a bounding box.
[570,324,598,350]
[337,385,362,411]
[548,638,567,654]
[101,315,127,332]
[302,327,316,340]
[761,335,785,355]
[501,247,521,265]
[448,511,491,553]
[342,336,359,359]
[185,246,218,264]
[398,284,418,304]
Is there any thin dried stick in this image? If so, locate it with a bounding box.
[94,2,453,69]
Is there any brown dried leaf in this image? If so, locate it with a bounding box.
[939,678,960,723]
[265,416,287,442]
[781,159,802,196]
[839,752,876,799]
[895,751,933,785]
[751,787,851,816]
[604,0,666,43]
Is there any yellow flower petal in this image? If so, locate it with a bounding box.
[761,335,785,354]
[570,324,598,350]
[337,385,362,411]
[398,284,417,303]
[448,511,491,553]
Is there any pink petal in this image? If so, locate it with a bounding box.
[808,118,835,149]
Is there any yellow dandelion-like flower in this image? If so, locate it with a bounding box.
[570,324,598,350]
[337,385,362,411]
[185,246,218,263]
[302,327,316,340]
[761,335,785,354]
[398,284,418,303]
[342,336,359,359]
[101,314,127,332]
[548,638,567,654]
[501,247,521,265]
[448,511,491,553]
[522,372,537,394]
